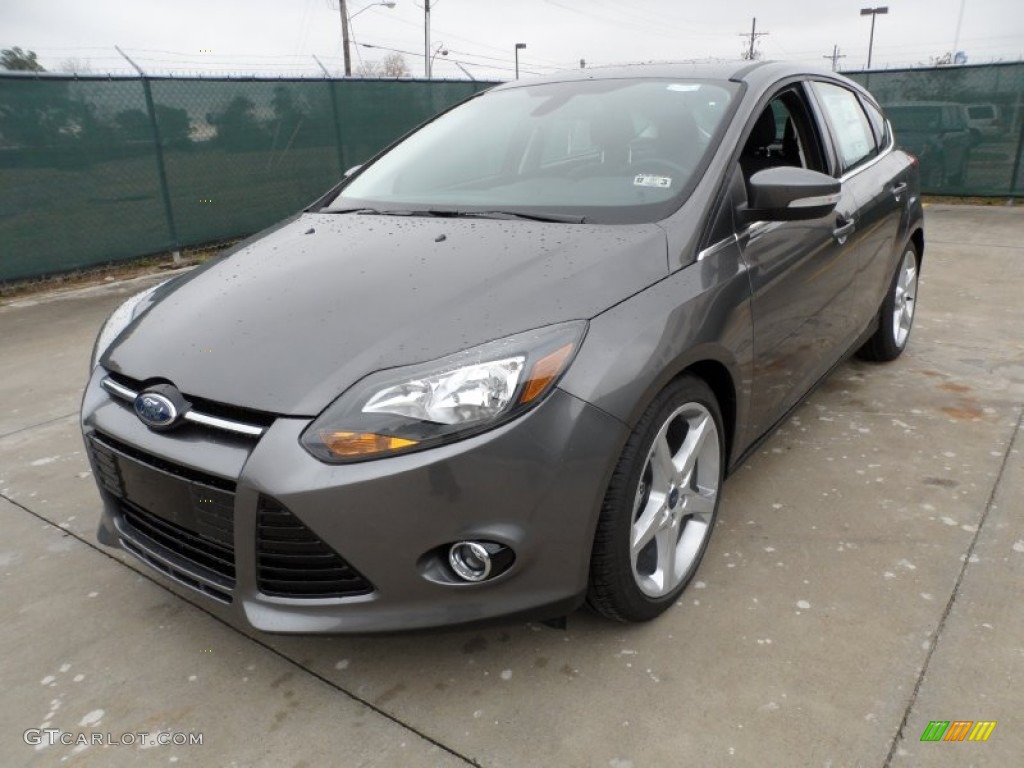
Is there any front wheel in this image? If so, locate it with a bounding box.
[858,243,920,362]
[587,376,724,622]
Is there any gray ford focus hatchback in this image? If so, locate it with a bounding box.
[83,61,924,632]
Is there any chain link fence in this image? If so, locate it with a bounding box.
[847,62,1024,197]
[0,74,494,282]
[3,65,1023,282]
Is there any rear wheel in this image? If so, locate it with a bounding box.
[587,376,724,622]
[858,243,920,362]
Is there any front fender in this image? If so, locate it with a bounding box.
[559,242,753,466]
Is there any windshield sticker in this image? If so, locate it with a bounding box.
[634,174,672,188]
[667,84,700,92]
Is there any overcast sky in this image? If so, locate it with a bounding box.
[4,0,1023,79]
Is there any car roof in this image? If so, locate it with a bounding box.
[490,59,854,91]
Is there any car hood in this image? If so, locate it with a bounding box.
[104,212,668,415]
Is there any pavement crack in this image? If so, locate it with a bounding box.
[927,238,1024,251]
[0,411,79,440]
[882,404,1024,766]
[0,491,482,768]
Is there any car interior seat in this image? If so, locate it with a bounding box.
[740,107,781,179]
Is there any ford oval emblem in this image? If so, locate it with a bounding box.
[134,392,178,428]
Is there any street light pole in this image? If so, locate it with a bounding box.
[860,6,889,70]
[431,42,448,74]
[340,1,396,77]
[515,42,526,80]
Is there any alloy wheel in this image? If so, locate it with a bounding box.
[630,402,720,598]
[892,248,919,349]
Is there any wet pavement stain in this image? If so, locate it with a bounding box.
[270,670,295,689]
[942,404,984,420]
[374,682,407,705]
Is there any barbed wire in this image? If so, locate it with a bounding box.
[17,44,1024,79]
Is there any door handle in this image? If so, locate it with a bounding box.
[833,217,856,245]
[891,182,908,201]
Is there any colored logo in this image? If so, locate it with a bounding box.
[920,721,996,742]
[134,392,178,429]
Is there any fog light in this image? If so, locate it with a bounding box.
[449,541,492,582]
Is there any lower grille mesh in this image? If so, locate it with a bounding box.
[122,501,236,584]
[256,499,373,599]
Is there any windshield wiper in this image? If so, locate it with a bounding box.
[325,207,417,216]
[325,207,585,223]
[433,209,587,224]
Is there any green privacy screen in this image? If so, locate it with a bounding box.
[0,75,493,281]
[3,66,1023,281]
[846,62,1024,197]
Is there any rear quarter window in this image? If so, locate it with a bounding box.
[860,98,891,150]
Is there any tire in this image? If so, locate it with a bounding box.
[858,243,920,362]
[587,376,724,622]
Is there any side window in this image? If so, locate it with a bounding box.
[860,97,890,150]
[740,85,828,185]
[811,81,878,173]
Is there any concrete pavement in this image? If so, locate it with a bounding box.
[1,204,1021,767]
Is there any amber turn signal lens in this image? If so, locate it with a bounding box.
[320,431,418,457]
[519,342,574,404]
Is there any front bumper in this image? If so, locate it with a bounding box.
[82,367,628,633]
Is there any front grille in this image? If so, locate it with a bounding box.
[90,432,236,492]
[121,500,236,585]
[106,371,277,429]
[88,433,237,603]
[256,498,373,599]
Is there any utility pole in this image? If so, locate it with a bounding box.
[339,0,352,76]
[824,45,846,72]
[739,17,769,61]
[952,0,967,58]
[424,0,431,78]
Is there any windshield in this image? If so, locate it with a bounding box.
[327,78,739,224]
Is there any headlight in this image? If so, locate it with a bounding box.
[301,321,587,463]
[90,279,172,370]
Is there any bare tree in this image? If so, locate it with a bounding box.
[57,58,92,74]
[356,53,410,78]
[380,52,410,77]
[355,60,382,77]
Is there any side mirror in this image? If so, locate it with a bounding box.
[343,164,362,178]
[740,166,841,223]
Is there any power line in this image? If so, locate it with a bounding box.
[357,41,539,76]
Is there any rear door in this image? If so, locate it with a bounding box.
[809,81,908,337]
